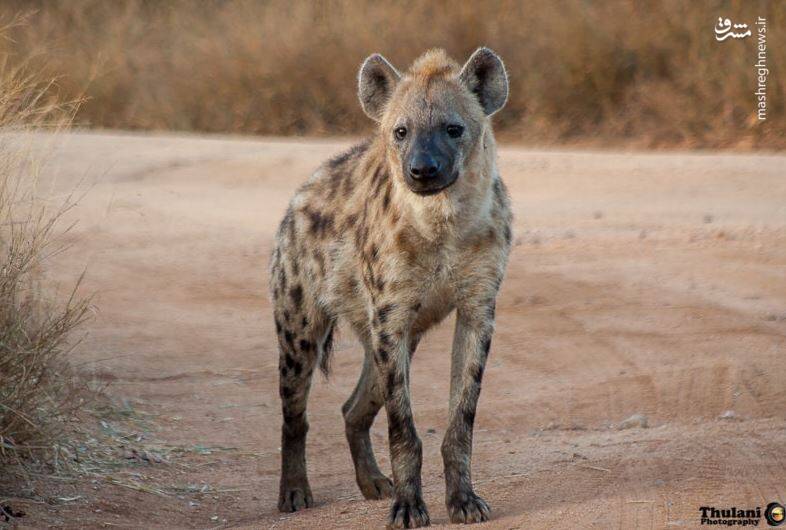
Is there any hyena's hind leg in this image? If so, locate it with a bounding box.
[342,337,394,500]
[274,280,335,512]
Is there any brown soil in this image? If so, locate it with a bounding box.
[15,132,786,529]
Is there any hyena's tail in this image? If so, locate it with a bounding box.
[317,319,336,377]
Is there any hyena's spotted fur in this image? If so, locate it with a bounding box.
[271,48,511,528]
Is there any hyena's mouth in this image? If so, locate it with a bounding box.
[408,172,458,196]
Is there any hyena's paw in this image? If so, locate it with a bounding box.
[387,495,430,528]
[278,480,313,513]
[447,490,490,524]
[358,473,394,500]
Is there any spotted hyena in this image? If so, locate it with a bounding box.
[270,47,511,528]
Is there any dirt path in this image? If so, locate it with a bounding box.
[24,132,786,528]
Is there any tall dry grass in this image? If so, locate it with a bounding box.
[0,17,89,469]
[1,0,784,148]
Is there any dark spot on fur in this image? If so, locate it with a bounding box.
[503,224,512,245]
[376,303,395,325]
[275,319,282,334]
[293,360,303,376]
[283,310,290,323]
[284,330,295,348]
[377,348,389,363]
[281,386,294,399]
[289,285,303,311]
[386,370,397,399]
[378,331,392,347]
[462,407,476,428]
[493,178,502,197]
[481,336,492,357]
[304,207,335,239]
[299,339,313,353]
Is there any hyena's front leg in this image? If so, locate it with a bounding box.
[372,318,429,528]
[442,302,496,524]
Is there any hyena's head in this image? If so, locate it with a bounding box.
[358,48,507,197]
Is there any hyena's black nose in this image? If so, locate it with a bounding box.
[409,153,441,180]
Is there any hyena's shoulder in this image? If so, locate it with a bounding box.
[298,140,373,201]
[275,139,378,252]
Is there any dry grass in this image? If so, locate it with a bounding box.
[1,0,783,148]
[0,16,90,471]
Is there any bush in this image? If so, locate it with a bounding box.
[0,17,89,469]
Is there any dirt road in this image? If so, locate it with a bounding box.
[27,132,786,528]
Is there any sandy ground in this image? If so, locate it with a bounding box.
[14,132,786,529]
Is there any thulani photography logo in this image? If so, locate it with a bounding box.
[699,502,785,526]
[714,15,768,121]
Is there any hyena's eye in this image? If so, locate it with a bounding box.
[394,127,407,141]
[446,124,464,138]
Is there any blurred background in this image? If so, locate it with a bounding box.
[1,0,783,148]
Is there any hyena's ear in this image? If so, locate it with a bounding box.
[358,53,401,121]
[459,47,508,116]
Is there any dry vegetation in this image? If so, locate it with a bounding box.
[1,0,783,148]
[0,19,89,473]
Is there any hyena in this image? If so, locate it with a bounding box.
[270,47,511,528]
